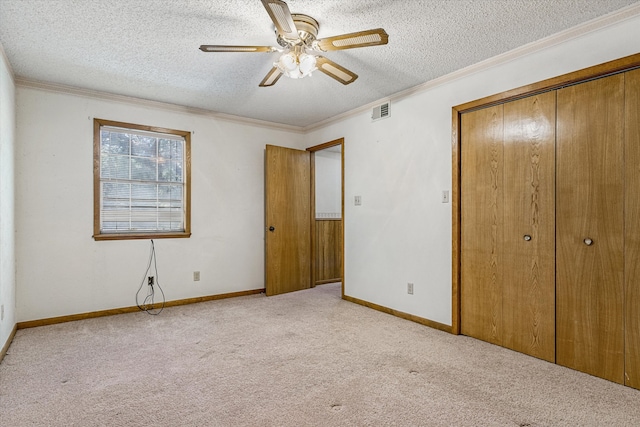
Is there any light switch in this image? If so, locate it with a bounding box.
[442,190,449,203]
[355,195,362,206]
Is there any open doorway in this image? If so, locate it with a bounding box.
[264,139,344,297]
[307,139,344,294]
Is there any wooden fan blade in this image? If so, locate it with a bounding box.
[199,45,276,53]
[315,28,389,51]
[261,0,299,40]
[259,67,283,87]
[315,56,358,85]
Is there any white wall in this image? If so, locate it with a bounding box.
[11,12,640,327]
[305,14,640,326]
[0,46,16,346]
[15,88,305,322]
[315,150,341,218]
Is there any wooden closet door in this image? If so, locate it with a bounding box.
[625,68,640,389]
[556,74,625,384]
[461,104,504,345]
[502,92,556,362]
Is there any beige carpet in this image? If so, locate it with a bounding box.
[1,283,639,426]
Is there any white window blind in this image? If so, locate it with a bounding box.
[99,125,185,233]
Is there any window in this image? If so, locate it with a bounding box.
[93,119,191,240]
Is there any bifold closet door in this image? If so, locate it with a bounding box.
[625,68,640,389]
[461,94,556,360]
[461,104,504,346]
[556,74,625,384]
[502,93,556,362]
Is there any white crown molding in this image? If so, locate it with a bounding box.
[15,78,305,134]
[0,42,16,85]
[303,2,640,132]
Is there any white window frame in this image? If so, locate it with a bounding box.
[93,118,191,241]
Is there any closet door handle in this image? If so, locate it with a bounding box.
[523,234,532,241]
[583,238,593,246]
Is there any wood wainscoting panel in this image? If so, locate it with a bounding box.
[315,219,342,284]
[625,68,640,390]
[556,74,625,384]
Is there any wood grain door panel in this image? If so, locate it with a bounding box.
[461,104,504,345]
[265,145,311,296]
[502,92,556,362]
[625,68,640,389]
[556,74,625,384]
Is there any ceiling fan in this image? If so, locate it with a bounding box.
[199,0,389,87]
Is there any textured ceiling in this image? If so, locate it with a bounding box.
[1,0,639,128]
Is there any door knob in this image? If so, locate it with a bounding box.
[268,226,275,232]
[584,238,593,246]
[523,235,532,241]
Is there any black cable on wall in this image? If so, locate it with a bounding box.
[135,240,165,315]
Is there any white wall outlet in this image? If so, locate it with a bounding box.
[407,283,414,295]
[193,271,200,281]
[355,195,362,206]
[442,190,450,203]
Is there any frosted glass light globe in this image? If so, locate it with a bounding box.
[298,53,317,76]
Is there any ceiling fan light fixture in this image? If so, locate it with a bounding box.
[298,53,317,75]
[200,1,387,87]
[274,50,317,79]
[278,52,298,72]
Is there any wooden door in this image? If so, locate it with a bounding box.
[265,145,311,296]
[461,104,504,346]
[556,74,625,384]
[502,92,556,362]
[625,69,640,389]
[461,94,556,361]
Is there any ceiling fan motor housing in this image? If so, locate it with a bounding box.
[276,14,319,47]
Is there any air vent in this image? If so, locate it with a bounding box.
[372,102,390,121]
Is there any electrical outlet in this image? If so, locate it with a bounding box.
[407,283,414,295]
[148,276,154,286]
[355,195,362,206]
[193,271,200,281]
